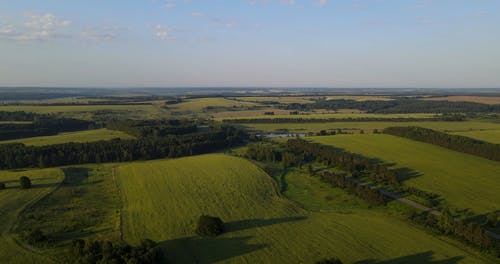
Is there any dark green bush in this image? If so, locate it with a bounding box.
[19,176,31,189]
[316,257,343,264]
[0,182,5,190]
[196,215,224,237]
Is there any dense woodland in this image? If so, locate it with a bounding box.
[383,126,500,162]
[0,117,92,140]
[106,119,198,138]
[0,125,246,169]
[285,99,500,113]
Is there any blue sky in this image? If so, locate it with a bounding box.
[0,0,499,88]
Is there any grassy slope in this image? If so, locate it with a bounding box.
[243,120,500,133]
[451,130,500,144]
[116,154,491,263]
[0,168,64,264]
[0,128,135,146]
[310,134,500,214]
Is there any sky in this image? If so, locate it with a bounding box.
[0,0,499,88]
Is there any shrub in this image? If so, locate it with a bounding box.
[0,182,5,190]
[19,176,32,189]
[196,215,224,237]
[24,229,47,245]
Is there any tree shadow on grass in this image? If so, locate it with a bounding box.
[356,251,464,264]
[157,236,267,263]
[225,216,307,233]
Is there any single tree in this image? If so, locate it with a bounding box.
[196,215,224,237]
[19,176,32,189]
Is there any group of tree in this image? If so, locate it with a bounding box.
[407,210,494,251]
[69,239,161,264]
[106,119,198,138]
[0,111,39,121]
[284,98,500,114]
[315,257,343,264]
[319,171,387,205]
[0,116,92,140]
[223,116,459,124]
[404,186,440,208]
[0,125,247,170]
[383,126,500,162]
[196,215,225,237]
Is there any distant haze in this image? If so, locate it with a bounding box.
[0,1,499,88]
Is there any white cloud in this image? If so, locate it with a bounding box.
[153,24,176,40]
[81,26,121,41]
[0,13,72,41]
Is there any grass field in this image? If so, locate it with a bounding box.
[169,98,262,112]
[310,134,500,215]
[115,154,492,263]
[231,96,316,104]
[0,128,135,146]
[326,95,393,101]
[423,96,500,105]
[243,120,500,133]
[217,113,438,121]
[0,168,64,264]
[450,130,500,144]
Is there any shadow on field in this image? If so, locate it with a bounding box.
[225,216,307,233]
[157,236,267,263]
[62,167,101,186]
[355,251,464,264]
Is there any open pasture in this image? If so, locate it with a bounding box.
[310,134,500,214]
[0,128,134,146]
[243,120,500,133]
[0,167,63,263]
[115,154,491,263]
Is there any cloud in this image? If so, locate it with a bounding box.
[0,13,72,41]
[313,0,328,7]
[153,24,176,40]
[191,12,205,17]
[81,26,122,41]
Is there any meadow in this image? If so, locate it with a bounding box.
[310,134,500,214]
[423,96,500,105]
[230,96,316,104]
[115,154,492,263]
[450,130,500,144]
[0,167,63,264]
[216,113,438,121]
[168,98,262,112]
[243,120,500,133]
[0,128,134,146]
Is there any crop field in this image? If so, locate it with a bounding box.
[217,113,438,121]
[326,95,393,101]
[243,120,500,133]
[0,128,135,146]
[168,98,262,112]
[310,134,500,214]
[0,167,64,264]
[230,96,316,104]
[115,154,491,263]
[450,130,500,144]
[423,96,500,105]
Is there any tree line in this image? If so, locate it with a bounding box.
[0,117,92,141]
[222,116,462,124]
[284,99,500,113]
[383,126,500,162]
[106,119,198,138]
[0,125,246,169]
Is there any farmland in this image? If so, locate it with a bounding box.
[0,167,63,263]
[243,120,500,133]
[168,98,262,112]
[115,154,492,263]
[217,113,438,121]
[309,134,500,214]
[0,128,134,146]
[451,130,500,144]
[423,96,500,105]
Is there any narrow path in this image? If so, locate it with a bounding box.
[317,167,500,240]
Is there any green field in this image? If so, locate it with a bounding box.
[169,98,262,112]
[0,168,64,263]
[217,113,438,121]
[451,130,500,144]
[310,134,500,215]
[115,154,491,263]
[0,128,135,146]
[244,120,500,133]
